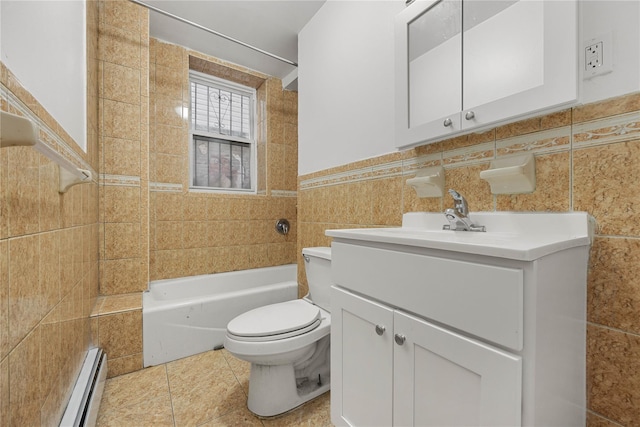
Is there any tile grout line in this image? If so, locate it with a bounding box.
[569,112,574,212]
[219,349,267,426]
[586,409,626,427]
[164,363,178,427]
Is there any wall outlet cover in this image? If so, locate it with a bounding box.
[584,32,613,79]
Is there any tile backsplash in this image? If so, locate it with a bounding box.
[297,92,640,426]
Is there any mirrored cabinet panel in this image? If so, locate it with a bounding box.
[408,0,461,130]
[463,1,540,111]
[395,0,577,149]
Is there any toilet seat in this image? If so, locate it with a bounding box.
[227,300,321,342]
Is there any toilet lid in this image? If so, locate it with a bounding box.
[227,300,321,342]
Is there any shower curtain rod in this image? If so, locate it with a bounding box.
[128,0,298,67]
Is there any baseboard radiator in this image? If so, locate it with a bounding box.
[60,348,108,427]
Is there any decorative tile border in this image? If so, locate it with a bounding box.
[1,84,97,180]
[371,158,404,179]
[300,107,640,192]
[442,141,495,167]
[497,126,571,156]
[573,111,640,149]
[300,164,378,190]
[101,174,141,187]
[301,143,495,190]
[271,190,297,198]
[149,182,183,192]
[148,184,294,196]
[401,152,443,175]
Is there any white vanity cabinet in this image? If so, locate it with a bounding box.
[328,211,592,427]
[331,288,394,427]
[395,0,578,148]
[393,309,521,426]
[332,286,522,427]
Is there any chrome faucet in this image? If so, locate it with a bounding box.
[443,189,486,232]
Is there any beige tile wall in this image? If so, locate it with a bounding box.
[297,92,640,425]
[95,0,149,377]
[148,39,298,282]
[98,0,149,296]
[0,1,100,425]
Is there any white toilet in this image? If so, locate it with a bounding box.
[224,247,332,417]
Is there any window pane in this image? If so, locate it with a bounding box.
[242,145,251,189]
[193,136,251,190]
[191,80,252,139]
[194,139,209,187]
[208,140,222,188]
[231,144,242,188]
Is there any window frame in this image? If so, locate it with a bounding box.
[188,70,257,194]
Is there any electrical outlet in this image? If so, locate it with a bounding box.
[584,32,613,79]
[585,42,603,69]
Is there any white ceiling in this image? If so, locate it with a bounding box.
[145,0,326,88]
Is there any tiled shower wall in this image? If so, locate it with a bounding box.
[98,0,150,296]
[95,0,150,378]
[148,39,298,282]
[0,1,100,425]
[95,0,298,377]
[297,92,640,426]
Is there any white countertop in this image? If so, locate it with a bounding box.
[326,212,594,261]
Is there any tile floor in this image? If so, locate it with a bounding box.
[96,349,332,427]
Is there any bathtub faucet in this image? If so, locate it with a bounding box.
[443,189,485,232]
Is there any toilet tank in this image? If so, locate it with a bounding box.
[302,247,332,312]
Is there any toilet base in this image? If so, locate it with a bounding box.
[246,336,331,417]
[247,362,330,417]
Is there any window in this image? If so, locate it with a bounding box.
[189,70,256,191]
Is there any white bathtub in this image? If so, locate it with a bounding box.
[143,264,298,366]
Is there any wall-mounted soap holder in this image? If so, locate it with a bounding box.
[1,109,39,148]
[1,111,92,193]
[480,154,536,195]
[406,166,445,198]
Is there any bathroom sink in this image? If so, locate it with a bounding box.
[326,212,594,261]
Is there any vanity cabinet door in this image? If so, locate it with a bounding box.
[331,286,394,427]
[461,0,577,131]
[393,310,522,427]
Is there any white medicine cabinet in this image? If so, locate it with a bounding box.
[395,0,578,149]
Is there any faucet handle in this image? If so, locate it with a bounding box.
[447,189,469,217]
[448,189,462,199]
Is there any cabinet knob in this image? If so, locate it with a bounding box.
[375,325,386,336]
[465,111,475,120]
[443,118,453,127]
[394,334,406,345]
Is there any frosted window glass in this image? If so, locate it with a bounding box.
[189,72,255,191]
